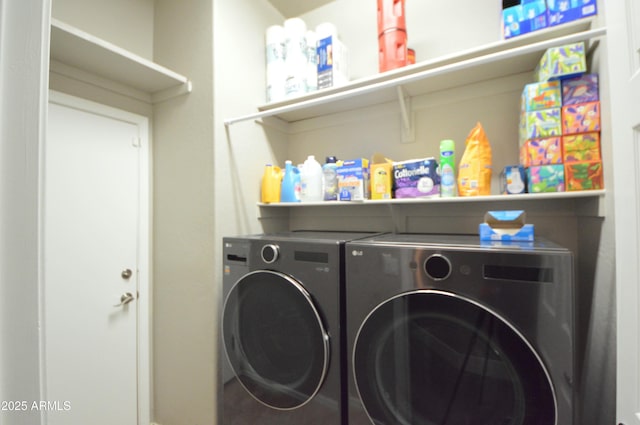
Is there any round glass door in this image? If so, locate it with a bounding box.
[222,270,330,410]
[353,290,556,425]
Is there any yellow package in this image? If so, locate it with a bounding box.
[370,153,394,200]
[458,122,492,196]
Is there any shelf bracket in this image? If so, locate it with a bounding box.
[397,86,415,143]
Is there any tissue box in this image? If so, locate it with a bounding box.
[536,42,586,82]
[565,160,604,191]
[528,164,565,192]
[393,157,440,198]
[524,108,562,139]
[520,141,531,167]
[527,136,563,165]
[370,153,394,200]
[562,74,599,105]
[479,210,535,241]
[562,101,601,134]
[548,0,597,27]
[502,0,548,39]
[500,165,528,194]
[563,132,601,163]
[523,80,562,111]
[337,158,369,201]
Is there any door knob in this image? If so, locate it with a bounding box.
[121,269,133,279]
[114,292,135,307]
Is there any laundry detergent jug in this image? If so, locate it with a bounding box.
[261,164,282,203]
[281,160,301,202]
[300,155,323,202]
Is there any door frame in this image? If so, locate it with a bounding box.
[44,90,151,425]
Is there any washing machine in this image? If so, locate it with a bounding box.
[221,231,376,425]
[345,233,575,425]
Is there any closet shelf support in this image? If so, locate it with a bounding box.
[397,85,414,143]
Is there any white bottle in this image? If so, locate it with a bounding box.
[300,155,323,202]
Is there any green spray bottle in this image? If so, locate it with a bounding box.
[440,139,456,197]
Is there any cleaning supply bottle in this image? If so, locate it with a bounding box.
[323,156,339,201]
[281,160,301,202]
[439,139,456,197]
[261,164,282,203]
[300,155,323,202]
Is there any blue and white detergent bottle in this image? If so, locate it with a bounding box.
[281,160,301,202]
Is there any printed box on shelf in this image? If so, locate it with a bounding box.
[547,0,597,27]
[520,140,531,167]
[502,0,548,40]
[562,74,599,105]
[528,164,565,193]
[526,136,563,165]
[336,158,369,201]
[370,153,394,200]
[563,132,601,163]
[535,42,586,82]
[565,160,604,191]
[500,165,528,195]
[523,80,562,111]
[562,101,600,134]
[317,33,349,89]
[524,108,562,140]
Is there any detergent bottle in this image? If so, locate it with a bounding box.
[300,155,323,202]
[281,160,301,202]
[261,164,282,203]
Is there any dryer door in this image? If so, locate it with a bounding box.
[223,270,330,410]
[353,290,555,425]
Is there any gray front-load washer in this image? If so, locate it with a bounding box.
[221,231,376,425]
[345,234,575,425]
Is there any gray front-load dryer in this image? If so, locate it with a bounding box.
[345,234,575,425]
[221,231,375,425]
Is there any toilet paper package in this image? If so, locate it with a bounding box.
[393,158,440,198]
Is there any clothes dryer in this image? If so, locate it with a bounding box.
[345,234,574,425]
[221,231,375,425]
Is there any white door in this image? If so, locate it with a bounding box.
[43,92,150,425]
[609,1,640,424]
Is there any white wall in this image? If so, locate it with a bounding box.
[52,0,154,60]
[0,1,50,425]
[152,1,216,424]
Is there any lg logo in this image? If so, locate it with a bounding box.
[351,250,364,257]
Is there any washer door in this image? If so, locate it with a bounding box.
[223,270,330,410]
[353,290,556,425]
